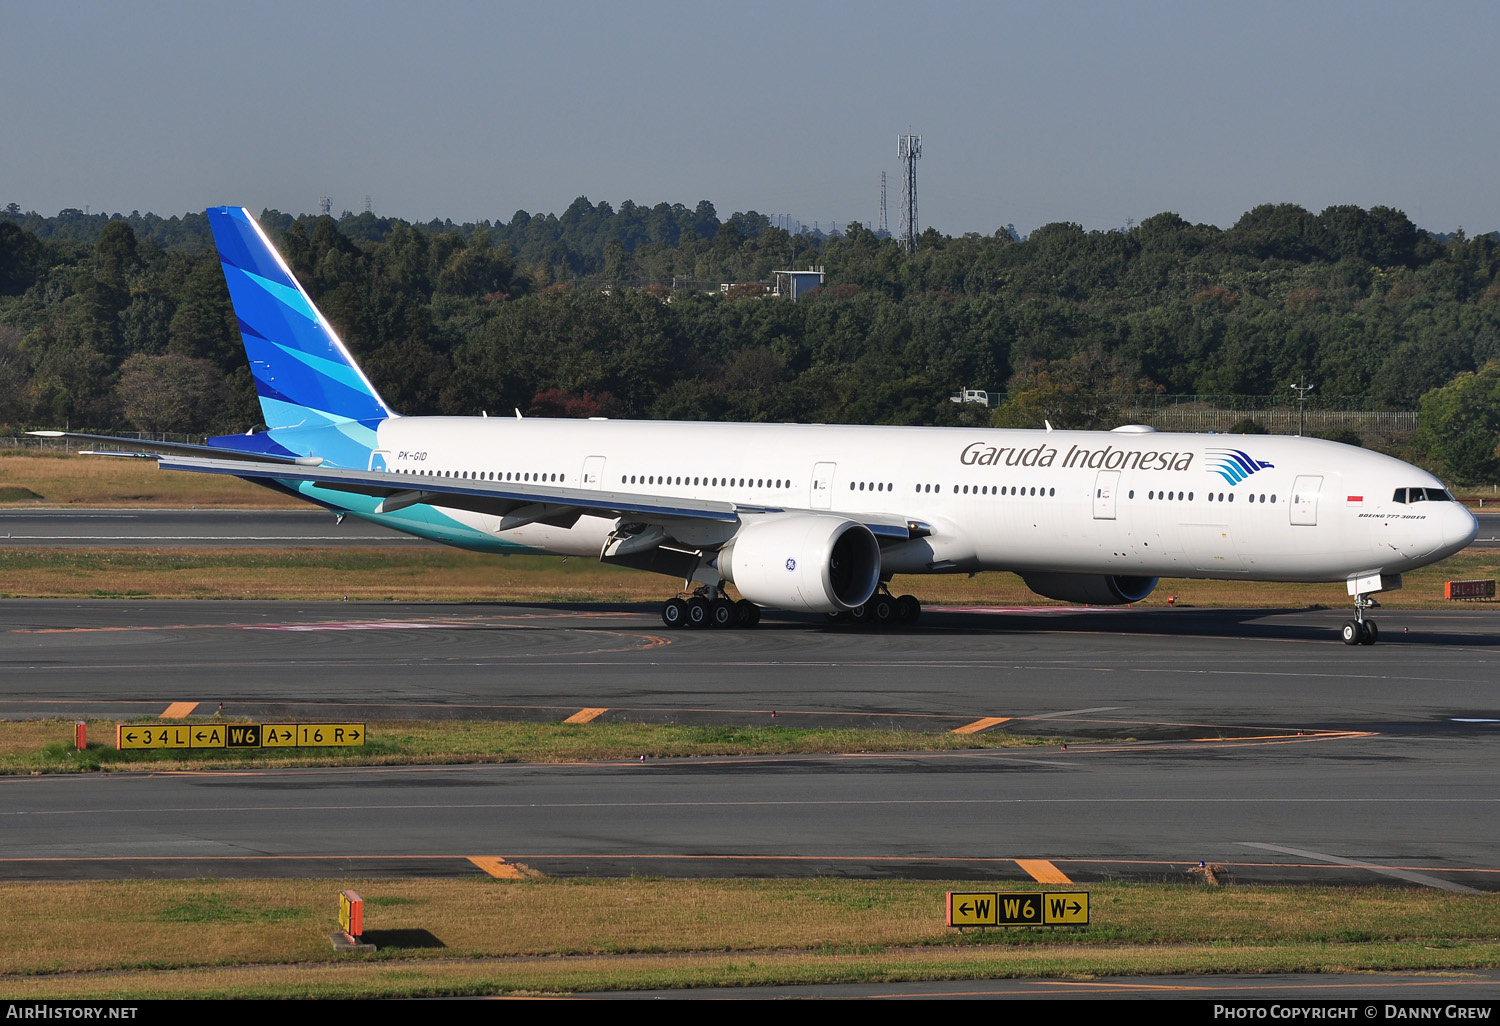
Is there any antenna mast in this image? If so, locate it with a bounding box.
[898,133,921,254]
[878,171,889,236]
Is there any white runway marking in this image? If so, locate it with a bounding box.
[1239,842,1480,893]
[244,622,445,632]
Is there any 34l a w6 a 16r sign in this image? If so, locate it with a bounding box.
[115,723,365,750]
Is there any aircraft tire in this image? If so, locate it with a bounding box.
[1341,620,1361,645]
[686,597,709,628]
[709,598,735,629]
[896,595,921,623]
[734,599,760,627]
[1360,619,1378,645]
[662,598,688,628]
[870,595,895,624]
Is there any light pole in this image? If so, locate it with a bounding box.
[1291,379,1314,436]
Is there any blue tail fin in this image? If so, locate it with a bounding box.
[207,207,393,430]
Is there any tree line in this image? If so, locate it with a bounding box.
[3,198,1499,480]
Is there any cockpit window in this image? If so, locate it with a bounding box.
[1395,486,1457,504]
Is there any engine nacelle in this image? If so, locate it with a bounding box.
[1019,572,1158,606]
[718,516,881,613]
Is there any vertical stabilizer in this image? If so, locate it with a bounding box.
[206,207,393,430]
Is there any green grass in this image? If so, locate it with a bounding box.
[1,718,1071,775]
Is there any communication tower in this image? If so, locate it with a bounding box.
[879,171,888,235]
[898,133,921,254]
[319,194,332,217]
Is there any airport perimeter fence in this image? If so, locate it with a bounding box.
[1112,402,1418,448]
[0,432,201,453]
[0,403,1422,453]
[971,395,1420,449]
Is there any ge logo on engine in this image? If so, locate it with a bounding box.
[785,558,797,572]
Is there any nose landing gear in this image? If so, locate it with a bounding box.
[1342,573,1399,646]
[1341,613,1377,646]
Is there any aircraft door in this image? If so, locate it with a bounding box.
[1290,475,1322,526]
[1092,470,1120,519]
[581,456,606,489]
[811,462,835,509]
[369,450,391,472]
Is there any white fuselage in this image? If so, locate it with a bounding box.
[352,417,1476,584]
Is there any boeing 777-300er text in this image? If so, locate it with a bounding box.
[36,207,1478,645]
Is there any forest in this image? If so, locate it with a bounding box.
[3,197,1500,480]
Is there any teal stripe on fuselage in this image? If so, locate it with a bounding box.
[295,480,539,554]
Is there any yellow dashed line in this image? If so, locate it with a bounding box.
[160,702,198,719]
[951,716,1010,735]
[1016,859,1072,884]
[564,708,607,724]
[468,856,525,879]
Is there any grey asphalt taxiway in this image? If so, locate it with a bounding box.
[2,598,1497,891]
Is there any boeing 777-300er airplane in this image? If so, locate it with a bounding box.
[37,207,1479,645]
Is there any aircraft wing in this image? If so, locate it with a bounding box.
[153,454,926,540]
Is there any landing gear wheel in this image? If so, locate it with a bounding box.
[1360,619,1378,645]
[734,599,760,627]
[709,598,735,629]
[662,598,688,628]
[826,611,849,625]
[1341,620,1361,646]
[869,595,895,624]
[846,603,871,624]
[685,597,709,628]
[895,594,921,624]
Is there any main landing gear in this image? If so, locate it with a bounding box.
[1341,594,1379,646]
[826,587,922,628]
[661,588,760,629]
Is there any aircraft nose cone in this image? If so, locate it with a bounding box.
[1394,503,1477,561]
[1447,505,1480,553]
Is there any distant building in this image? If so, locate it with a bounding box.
[773,267,825,301]
[950,389,994,408]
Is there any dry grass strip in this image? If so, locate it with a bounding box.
[0,879,1495,997]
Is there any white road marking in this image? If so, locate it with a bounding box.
[1239,842,1480,893]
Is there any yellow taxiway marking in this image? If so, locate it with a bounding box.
[469,856,525,879]
[160,702,198,719]
[563,708,608,724]
[951,716,1010,734]
[1015,859,1073,884]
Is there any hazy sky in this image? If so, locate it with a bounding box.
[4,1,1498,235]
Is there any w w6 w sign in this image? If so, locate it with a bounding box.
[947,891,1089,927]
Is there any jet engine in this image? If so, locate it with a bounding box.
[718,516,881,613]
[1019,572,1158,606]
